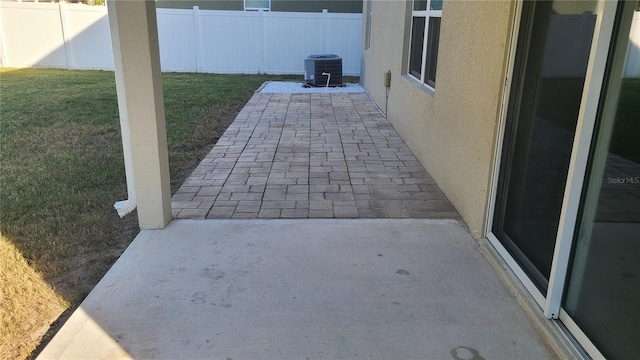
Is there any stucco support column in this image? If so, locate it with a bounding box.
[107,0,172,229]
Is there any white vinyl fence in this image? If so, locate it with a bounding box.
[0,2,362,75]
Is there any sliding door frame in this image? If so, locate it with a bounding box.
[543,0,618,320]
[485,0,620,358]
[484,0,551,307]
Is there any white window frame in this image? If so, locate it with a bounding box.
[408,0,442,90]
[244,0,271,11]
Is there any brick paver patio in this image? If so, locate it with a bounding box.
[172,92,460,220]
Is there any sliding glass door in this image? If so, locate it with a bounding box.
[491,0,639,358]
[562,2,639,358]
[493,0,597,294]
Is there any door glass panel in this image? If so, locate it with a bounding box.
[564,3,640,358]
[493,0,597,293]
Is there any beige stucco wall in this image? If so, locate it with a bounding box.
[362,0,515,238]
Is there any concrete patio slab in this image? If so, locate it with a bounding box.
[39,219,557,359]
[172,93,461,220]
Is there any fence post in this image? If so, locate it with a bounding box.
[0,9,8,67]
[321,9,328,53]
[193,6,202,73]
[58,1,73,69]
[259,9,265,74]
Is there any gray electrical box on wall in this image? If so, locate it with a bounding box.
[384,71,391,88]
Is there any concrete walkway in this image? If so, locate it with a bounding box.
[39,219,557,359]
[172,93,460,220]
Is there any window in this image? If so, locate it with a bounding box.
[364,0,373,50]
[409,0,442,89]
[245,0,270,11]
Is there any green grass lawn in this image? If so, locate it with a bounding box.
[1,68,349,358]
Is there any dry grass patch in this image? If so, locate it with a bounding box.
[0,235,67,360]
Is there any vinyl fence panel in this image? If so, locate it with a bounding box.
[199,11,262,73]
[263,12,324,74]
[157,9,197,72]
[0,2,67,68]
[325,12,363,75]
[62,3,113,70]
[0,2,363,76]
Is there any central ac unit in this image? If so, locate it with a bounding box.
[304,54,343,87]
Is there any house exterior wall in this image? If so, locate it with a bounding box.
[362,0,515,238]
[156,0,363,13]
